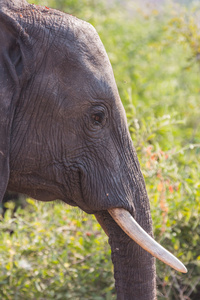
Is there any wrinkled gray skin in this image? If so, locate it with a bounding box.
[0,1,156,299]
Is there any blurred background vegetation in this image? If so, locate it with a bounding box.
[0,0,200,299]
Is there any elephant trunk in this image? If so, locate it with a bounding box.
[94,133,187,299]
[95,211,156,300]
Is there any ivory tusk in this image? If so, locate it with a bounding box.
[108,208,187,273]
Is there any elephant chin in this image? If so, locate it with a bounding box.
[108,208,187,273]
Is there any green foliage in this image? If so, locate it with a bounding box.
[0,201,114,300]
[1,0,200,299]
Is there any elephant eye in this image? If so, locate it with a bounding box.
[91,112,104,125]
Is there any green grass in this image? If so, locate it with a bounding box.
[1,0,200,299]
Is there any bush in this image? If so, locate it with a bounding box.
[0,201,115,300]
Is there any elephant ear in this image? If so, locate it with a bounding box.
[0,4,32,202]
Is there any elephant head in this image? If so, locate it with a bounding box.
[0,1,187,299]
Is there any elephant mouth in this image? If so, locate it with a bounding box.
[98,208,187,274]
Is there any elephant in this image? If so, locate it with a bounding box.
[0,1,187,299]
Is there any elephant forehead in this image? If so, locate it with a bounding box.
[57,18,111,73]
[45,17,118,101]
[4,1,109,69]
[6,2,115,92]
[29,8,109,68]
